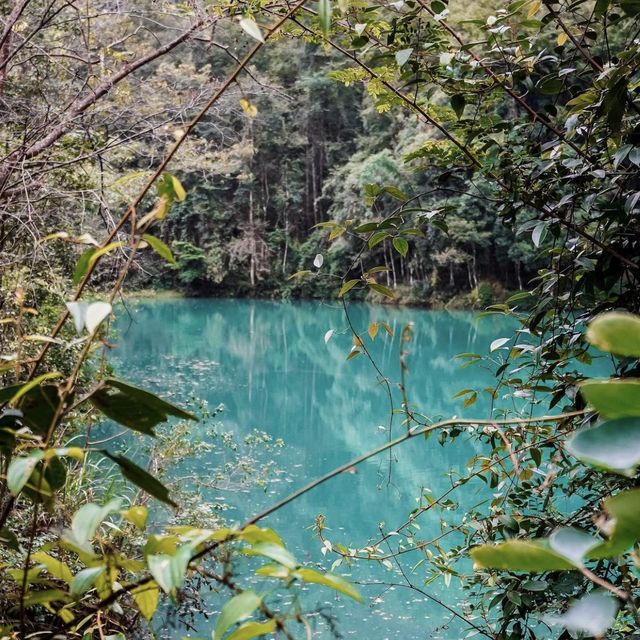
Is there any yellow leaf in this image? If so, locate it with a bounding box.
[132,581,160,621]
[87,241,125,269]
[227,619,277,640]
[527,0,541,17]
[240,98,258,118]
[121,505,148,530]
[39,232,70,243]
[353,335,363,347]
[368,322,379,340]
[57,607,74,623]
[32,551,73,584]
[137,196,169,229]
[557,32,568,46]
[170,175,186,202]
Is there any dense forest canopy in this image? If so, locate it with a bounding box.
[2,0,640,638]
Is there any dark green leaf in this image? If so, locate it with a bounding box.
[102,451,177,507]
[88,378,195,435]
[392,237,408,257]
[368,283,395,299]
[338,279,360,297]
[450,94,465,119]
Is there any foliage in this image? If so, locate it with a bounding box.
[3,0,640,638]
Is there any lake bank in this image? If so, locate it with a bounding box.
[123,278,518,311]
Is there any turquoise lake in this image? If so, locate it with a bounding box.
[109,298,526,639]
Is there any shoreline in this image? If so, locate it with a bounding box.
[121,285,517,311]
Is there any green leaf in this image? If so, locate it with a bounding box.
[450,94,465,119]
[0,384,23,404]
[71,499,122,544]
[70,566,105,597]
[392,237,408,257]
[338,279,360,297]
[565,417,640,475]
[531,222,547,248]
[213,590,262,640]
[294,568,363,603]
[88,378,195,436]
[148,545,192,594]
[0,527,19,551]
[353,222,381,233]
[604,80,628,135]
[535,76,563,95]
[368,230,389,248]
[589,488,640,558]
[143,234,176,264]
[226,619,276,640]
[621,0,640,16]
[73,248,96,285]
[7,450,44,495]
[586,312,640,357]
[23,589,71,607]
[471,540,575,571]
[318,0,332,34]
[368,283,395,299]
[102,451,177,507]
[580,379,640,418]
[19,385,61,435]
[239,17,265,43]
[546,592,619,637]
[243,542,297,569]
[131,581,160,621]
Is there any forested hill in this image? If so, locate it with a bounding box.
[0,0,537,307]
[151,41,537,305]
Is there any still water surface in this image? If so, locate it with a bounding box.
[111,298,521,639]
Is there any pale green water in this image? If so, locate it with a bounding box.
[110,298,522,639]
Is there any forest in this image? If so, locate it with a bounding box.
[1,0,640,639]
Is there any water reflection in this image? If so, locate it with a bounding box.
[112,299,518,639]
